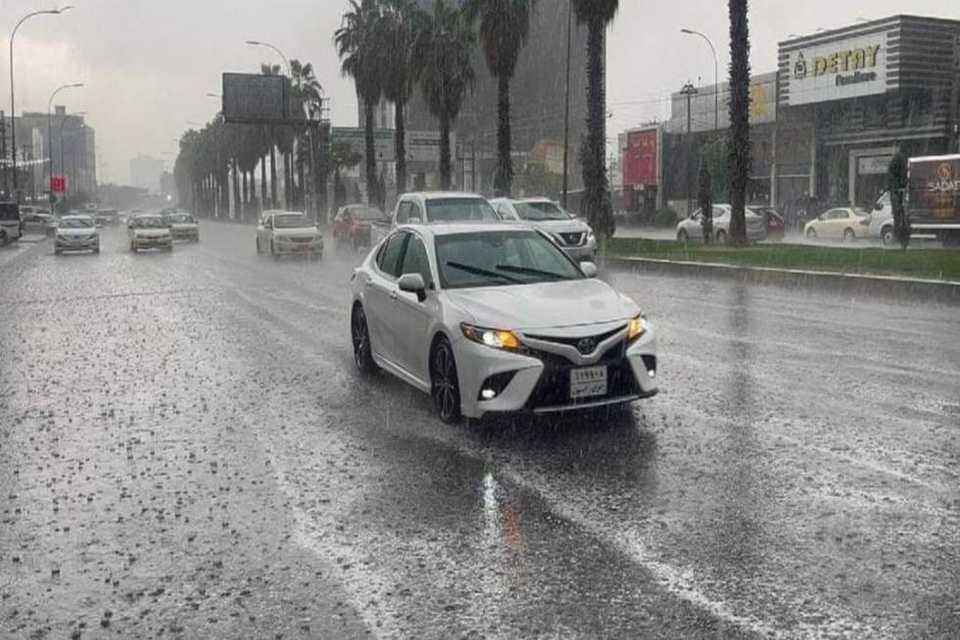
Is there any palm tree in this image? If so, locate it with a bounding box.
[465,0,536,197]
[572,0,617,239]
[261,63,283,207]
[378,0,421,199]
[290,59,325,210]
[727,0,751,245]
[336,0,383,205]
[414,0,476,190]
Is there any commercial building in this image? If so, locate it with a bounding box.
[629,14,960,221]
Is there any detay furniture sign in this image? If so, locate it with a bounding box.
[783,32,887,106]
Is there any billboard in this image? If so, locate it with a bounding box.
[222,73,300,124]
[781,32,888,106]
[909,156,960,223]
[331,127,395,162]
[622,128,659,187]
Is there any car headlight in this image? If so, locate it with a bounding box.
[628,315,647,342]
[461,323,522,351]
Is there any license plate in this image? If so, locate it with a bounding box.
[570,366,607,399]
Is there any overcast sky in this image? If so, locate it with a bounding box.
[2,0,957,184]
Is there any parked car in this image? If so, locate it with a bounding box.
[372,192,500,246]
[332,204,388,251]
[803,207,871,242]
[350,223,658,422]
[0,201,22,245]
[490,197,597,261]
[256,210,322,258]
[21,211,55,235]
[165,211,200,242]
[675,204,768,242]
[753,206,785,239]
[128,213,173,252]
[54,215,100,255]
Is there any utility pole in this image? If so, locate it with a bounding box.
[681,82,699,215]
[1,111,6,195]
[561,0,573,209]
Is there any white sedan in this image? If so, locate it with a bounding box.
[128,214,173,252]
[54,215,100,255]
[676,204,768,242]
[803,207,871,242]
[490,197,597,261]
[256,210,323,258]
[350,223,658,422]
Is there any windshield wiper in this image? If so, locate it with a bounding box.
[446,261,521,283]
[495,264,571,280]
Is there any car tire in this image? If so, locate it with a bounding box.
[881,226,894,246]
[351,305,377,374]
[806,228,817,240]
[715,229,727,243]
[130,241,137,253]
[93,246,100,254]
[54,247,61,255]
[256,238,262,255]
[842,228,855,243]
[677,229,688,242]
[430,336,462,424]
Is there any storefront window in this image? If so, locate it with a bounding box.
[906,92,933,127]
[863,97,887,129]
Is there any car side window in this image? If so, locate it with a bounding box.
[379,232,408,278]
[713,207,726,218]
[409,202,423,223]
[396,201,412,224]
[400,236,433,287]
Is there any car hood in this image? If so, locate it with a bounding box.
[57,227,97,237]
[445,279,637,331]
[523,219,590,235]
[273,227,319,238]
[171,223,198,230]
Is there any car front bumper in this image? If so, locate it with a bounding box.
[274,239,323,255]
[133,237,172,249]
[454,327,658,419]
[56,237,99,251]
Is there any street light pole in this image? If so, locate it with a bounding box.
[9,6,73,199]
[681,29,719,131]
[561,0,573,209]
[246,40,290,76]
[47,83,83,196]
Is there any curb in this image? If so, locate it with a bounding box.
[605,256,960,304]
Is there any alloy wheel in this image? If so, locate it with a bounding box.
[431,339,461,424]
[351,307,375,373]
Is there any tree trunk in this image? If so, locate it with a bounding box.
[439,110,451,190]
[494,73,513,197]
[395,99,406,201]
[297,147,305,210]
[260,154,268,214]
[232,159,241,221]
[581,17,613,238]
[364,100,377,204]
[285,151,293,208]
[241,169,248,220]
[269,141,278,207]
[728,0,751,245]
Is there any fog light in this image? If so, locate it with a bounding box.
[648,370,656,379]
[481,389,497,400]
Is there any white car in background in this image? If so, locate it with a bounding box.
[490,197,597,261]
[128,213,173,252]
[350,223,658,422]
[256,210,322,258]
[166,211,200,242]
[676,204,768,243]
[54,215,100,255]
[803,207,871,242]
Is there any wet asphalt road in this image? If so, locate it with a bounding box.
[1,221,958,639]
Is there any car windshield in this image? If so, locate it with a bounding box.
[60,218,94,228]
[514,201,570,221]
[274,215,312,229]
[132,216,166,228]
[435,230,583,289]
[425,198,498,223]
[169,214,196,224]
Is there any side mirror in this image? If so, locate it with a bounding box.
[874,203,882,211]
[580,262,598,278]
[398,273,427,301]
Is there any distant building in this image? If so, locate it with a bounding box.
[129,154,165,194]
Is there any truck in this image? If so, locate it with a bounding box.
[870,154,960,247]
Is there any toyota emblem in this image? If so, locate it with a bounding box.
[577,337,597,355]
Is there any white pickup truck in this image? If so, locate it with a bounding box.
[370,192,501,246]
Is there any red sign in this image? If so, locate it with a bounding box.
[623,129,658,187]
[50,175,67,194]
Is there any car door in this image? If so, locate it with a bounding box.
[365,231,409,364]
[713,207,730,236]
[392,233,436,383]
[684,210,704,240]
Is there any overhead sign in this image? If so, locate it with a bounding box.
[222,73,299,125]
[50,175,66,194]
[622,128,659,187]
[783,33,887,106]
[331,127,395,162]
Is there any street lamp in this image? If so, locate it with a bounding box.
[9,5,73,197]
[245,40,290,76]
[681,28,719,131]
[47,82,83,192]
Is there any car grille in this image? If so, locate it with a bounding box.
[522,342,639,410]
[559,232,585,246]
[525,326,626,354]
[291,237,315,243]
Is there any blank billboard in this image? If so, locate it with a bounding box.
[222,73,301,124]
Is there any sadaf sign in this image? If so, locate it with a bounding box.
[909,156,960,221]
[50,175,66,194]
[622,128,658,187]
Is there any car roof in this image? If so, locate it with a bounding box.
[398,191,488,202]
[61,214,94,220]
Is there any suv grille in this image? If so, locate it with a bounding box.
[559,232,584,246]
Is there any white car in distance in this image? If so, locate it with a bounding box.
[803,207,871,242]
[676,204,768,243]
[128,213,173,252]
[166,212,200,242]
[350,223,658,422]
[55,215,100,255]
[256,211,323,259]
[490,197,597,261]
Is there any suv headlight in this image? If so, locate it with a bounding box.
[461,323,522,351]
[628,315,647,342]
